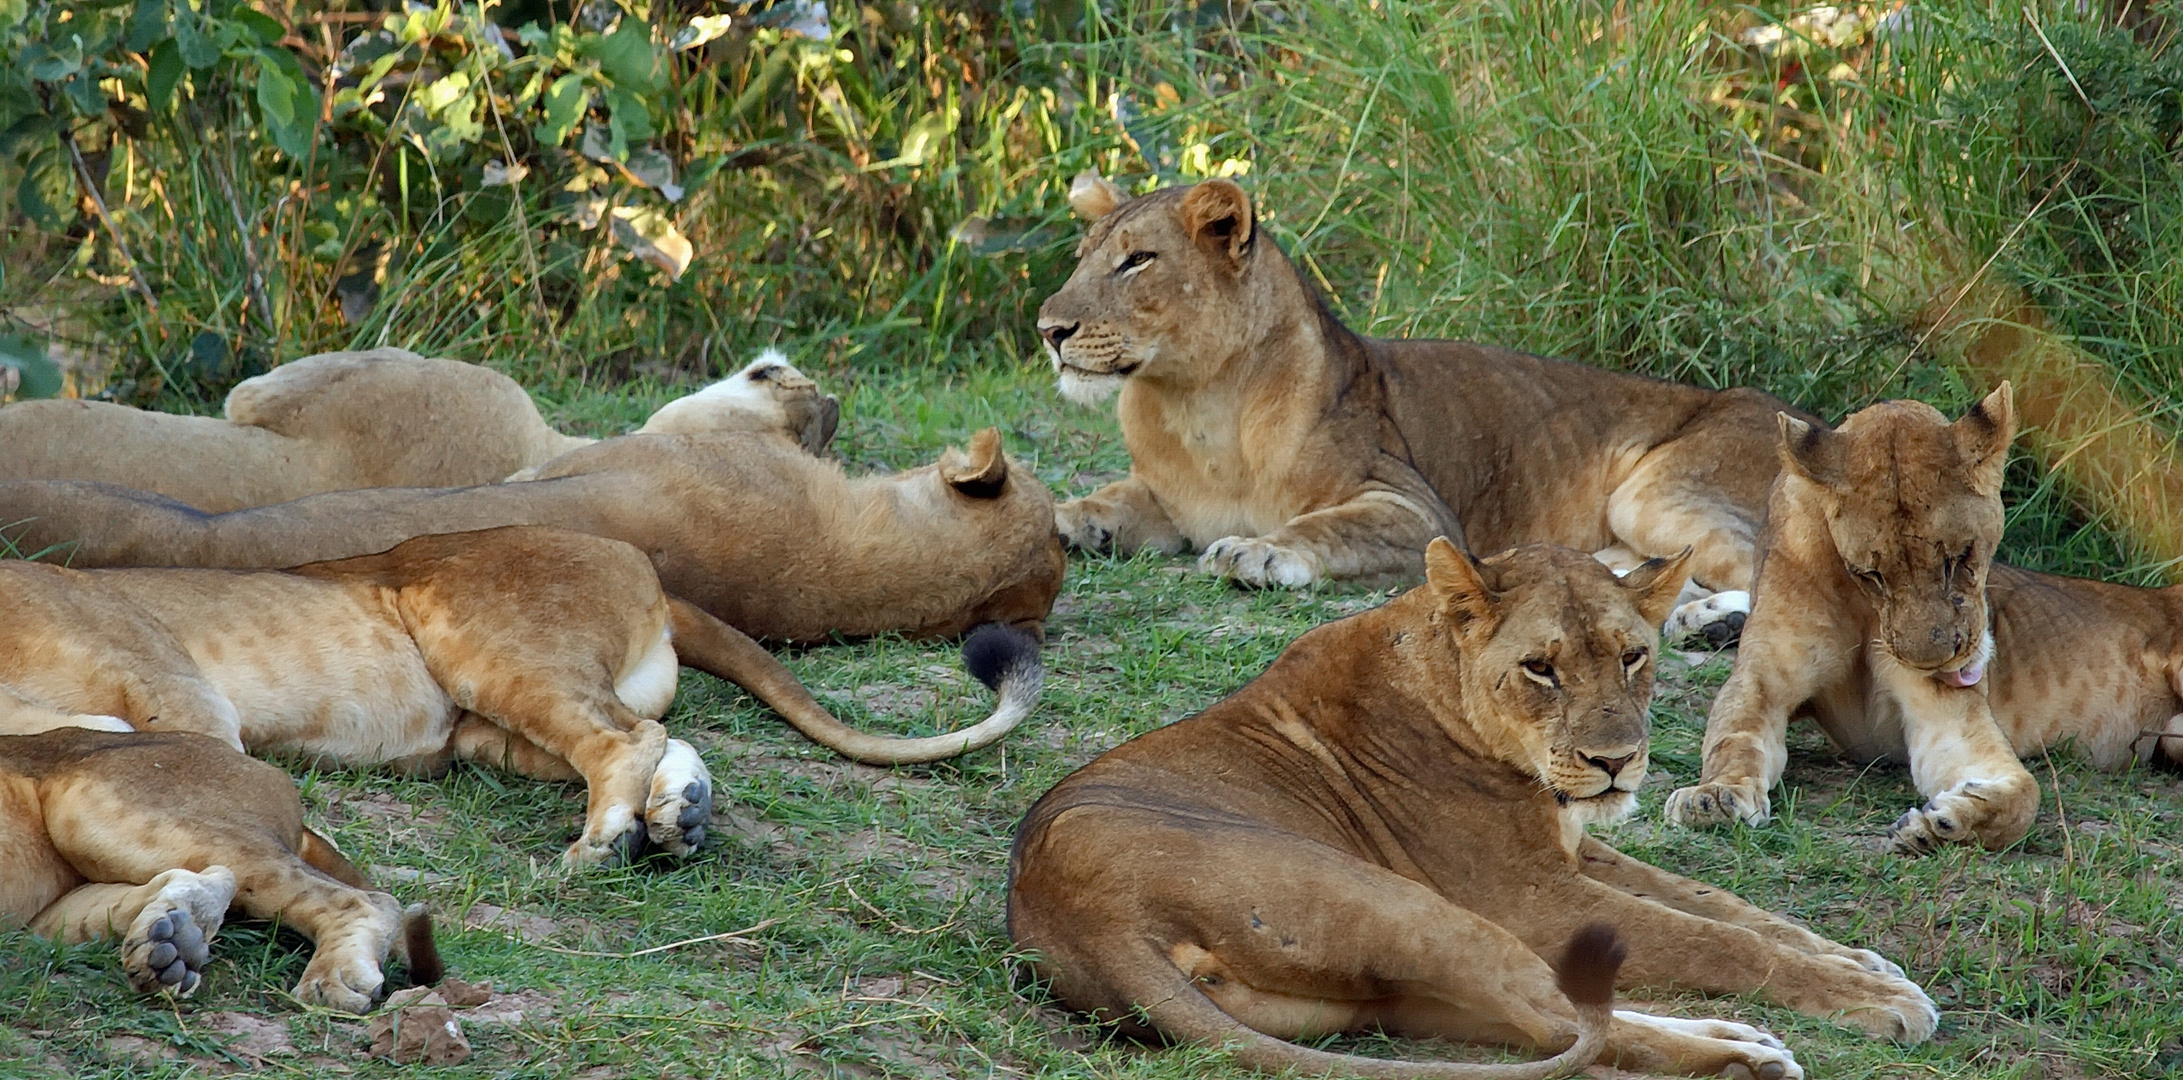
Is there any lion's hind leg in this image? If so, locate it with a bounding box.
[32,867,235,997]
[1607,437,1770,646]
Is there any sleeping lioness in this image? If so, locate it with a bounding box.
[0,348,839,513]
[0,420,1061,644]
[1009,541,1935,1078]
[1037,174,1810,640]
[2,724,441,1012]
[1666,384,2183,852]
[3,526,1043,869]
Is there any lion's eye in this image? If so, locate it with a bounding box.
[1520,659,1556,684]
[1942,544,1974,581]
[1621,649,1647,673]
[1116,250,1156,274]
[1851,566,1885,594]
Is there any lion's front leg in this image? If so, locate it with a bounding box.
[1199,488,1440,589]
[1055,475,1186,556]
[1884,670,2039,854]
[1666,603,1856,830]
[1517,876,1938,1044]
[1576,837,1904,977]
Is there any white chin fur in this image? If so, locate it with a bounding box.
[1057,368,1126,407]
[1563,788,1639,828]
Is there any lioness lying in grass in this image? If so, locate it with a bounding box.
[3,526,1042,870]
[0,722,441,1013]
[1010,541,1933,1079]
[1667,384,2183,852]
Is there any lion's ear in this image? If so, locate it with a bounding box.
[1620,547,1695,629]
[788,394,840,456]
[1953,381,2015,497]
[1424,536,1498,630]
[940,428,1009,497]
[1068,170,1127,221]
[1776,412,1844,487]
[1179,179,1255,264]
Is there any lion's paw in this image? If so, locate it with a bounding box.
[645,738,713,857]
[1663,590,1750,649]
[293,953,386,1014]
[1664,780,1772,828]
[1616,1010,1800,1080]
[121,866,235,997]
[1886,777,2028,855]
[1198,536,1321,589]
[1054,499,1117,553]
[562,801,645,871]
[1839,977,1940,1044]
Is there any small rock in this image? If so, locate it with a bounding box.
[367,1005,470,1066]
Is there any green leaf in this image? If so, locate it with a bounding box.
[606,85,652,158]
[232,6,283,46]
[147,37,183,108]
[0,111,54,156]
[22,41,83,82]
[14,145,70,229]
[535,72,586,146]
[0,334,62,399]
[125,0,169,52]
[254,52,318,159]
[174,11,220,68]
[585,17,661,92]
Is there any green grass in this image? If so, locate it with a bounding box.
[4,360,2182,1079]
[9,1,2183,1077]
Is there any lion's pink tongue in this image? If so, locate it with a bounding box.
[1940,656,1986,688]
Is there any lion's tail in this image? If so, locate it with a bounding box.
[666,598,1042,765]
[1118,924,1622,1080]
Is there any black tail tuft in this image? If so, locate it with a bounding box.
[1553,922,1625,1007]
[400,902,446,988]
[963,623,1040,692]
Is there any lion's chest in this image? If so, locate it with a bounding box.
[1122,386,1313,545]
[127,577,458,764]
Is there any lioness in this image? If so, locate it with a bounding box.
[0,423,1062,644]
[1009,541,1935,1079]
[1665,385,2183,852]
[2,724,441,1013]
[1037,173,1809,639]
[0,348,839,513]
[2,526,1043,869]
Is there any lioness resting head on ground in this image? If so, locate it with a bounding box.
[1666,384,2183,853]
[0,411,1062,643]
[1037,173,1813,642]
[1009,541,1935,1079]
[2,526,1043,869]
[0,348,839,513]
[1,724,441,1012]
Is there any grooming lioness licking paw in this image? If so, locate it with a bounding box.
[1039,172,1812,642]
[2,526,1044,869]
[1010,541,1934,1078]
[1666,384,2183,853]
[1,726,442,1012]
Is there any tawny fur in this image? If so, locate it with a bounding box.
[1037,174,1810,600]
[0,426,1062,643]
[1008,541,1935,1080]
[0,349,588,512]
[1666,385,2183,853]
[0,726,440,1012]
[0,526,1040,871]
[0,349,843,513]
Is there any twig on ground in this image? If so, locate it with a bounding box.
[524,917,783,959]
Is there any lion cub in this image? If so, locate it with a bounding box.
[2,526,1043,869]
[1667,384,2183,852]
[1010,541,1935,1079]
[1,724,440,1013]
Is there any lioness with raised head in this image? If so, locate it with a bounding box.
[1665,385,2183,853]
[1010,541,1936,1078]
[2,724,441,1013]
[1038,173,1810,639]
[0,348,839,513]
[3,526,1043,869]
[0,422,1061,644]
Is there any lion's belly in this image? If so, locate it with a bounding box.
[102,572,459,764]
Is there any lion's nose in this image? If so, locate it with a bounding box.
[1584,751,1639,779]
[1040,320,1078,350]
